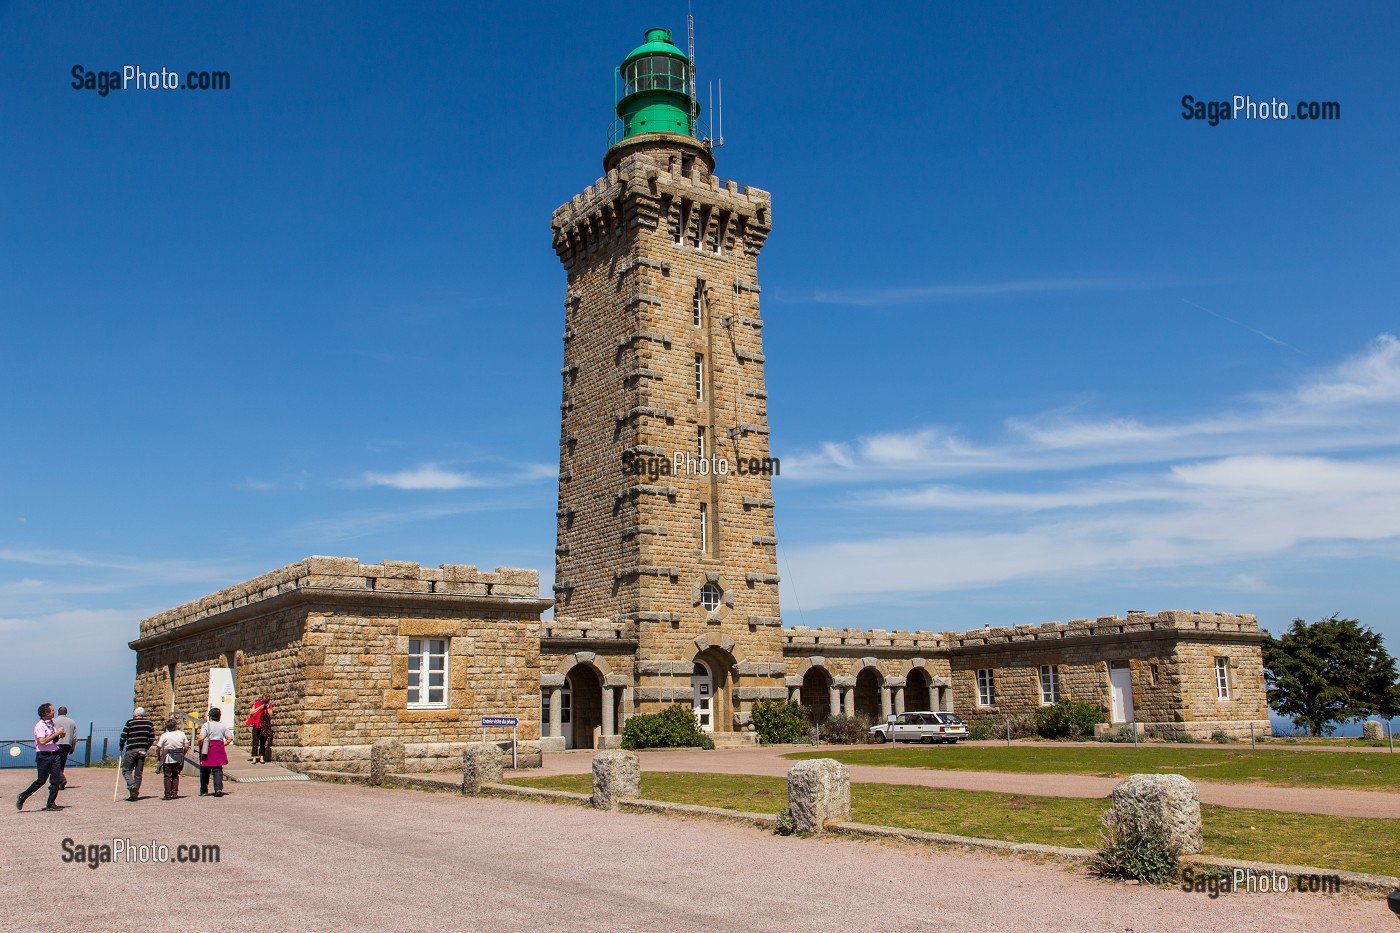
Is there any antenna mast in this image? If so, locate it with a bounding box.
[687,1,698,130]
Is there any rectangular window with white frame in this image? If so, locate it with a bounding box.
[694,354,704,401]
[697,426,706,460]
[976,669,995,707]
[699,502,707,552]
[693,282,704,326]
[407,638,448,708]
[1038,665,1061,705]
[1215,657,1230,700]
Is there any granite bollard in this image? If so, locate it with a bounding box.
[462,744,504,794]
[1109,773,1203,854]
[369,738,404,786]
[787,758,851,833]
[591,750,640,811]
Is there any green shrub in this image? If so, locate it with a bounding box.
[1089,799,1181,884]
[750,699,810,745]
[620,704,708,750]
[773,806,797,836]
[965,720,996,741]
[1172,732,1197,744]
[818,714,872,744]
[1033,701,1106,739]
[1097,726,1137,743]
[1211,729,1232,744]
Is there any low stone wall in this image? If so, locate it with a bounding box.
[281,741,541,774]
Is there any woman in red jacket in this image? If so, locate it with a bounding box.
[245,696,273,764]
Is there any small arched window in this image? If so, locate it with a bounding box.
[700,582,722,611]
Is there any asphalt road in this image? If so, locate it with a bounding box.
[3,769,1391,932]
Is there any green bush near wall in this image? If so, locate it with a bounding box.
[750,700,810,744]
[620,704,709,750]
[1033,701,1106,739]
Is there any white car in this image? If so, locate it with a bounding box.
[869,711,967,744]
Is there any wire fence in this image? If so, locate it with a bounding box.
[1,723,130,769]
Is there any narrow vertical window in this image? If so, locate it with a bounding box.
[408,638,448,709]
[1038,665,1060,705]
[695,354,704,401]
[1150,663,1161,686]
[976,669,995,707]
[697,426,706,460]
[674,201,686,244]
[1215,657,1230,700]
[693,282,704,326]
[699,502,707,552]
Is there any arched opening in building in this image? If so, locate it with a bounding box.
[800,667,832,724]
[692,647,734,733]
[906,667,932,712]
[854,667,883,723]
[565,664,603,749]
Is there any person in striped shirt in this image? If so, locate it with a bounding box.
[118,707,156,802]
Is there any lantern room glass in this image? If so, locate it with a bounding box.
[624,55,688,94]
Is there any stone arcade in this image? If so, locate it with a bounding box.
[129,28,1270,771]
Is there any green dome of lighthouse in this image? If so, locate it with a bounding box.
[614,27,698,143]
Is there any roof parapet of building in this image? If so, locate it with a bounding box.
[137,556,543,640]
[781,611,1260,650]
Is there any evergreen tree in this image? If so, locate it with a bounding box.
[1262,615,1400,736]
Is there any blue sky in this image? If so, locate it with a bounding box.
[2,1,1397,736]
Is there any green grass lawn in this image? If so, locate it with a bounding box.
[782,744,1400,791]
[510,771,1400,876]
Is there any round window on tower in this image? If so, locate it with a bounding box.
[700,582,722,612]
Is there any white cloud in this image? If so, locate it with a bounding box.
[361,464,486,490]
[358,461,557,491]
[785,333,1400,482]
[805,277,1167,307]
[778,335,1400,609]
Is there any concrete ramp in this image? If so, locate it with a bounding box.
[182,744,309,783]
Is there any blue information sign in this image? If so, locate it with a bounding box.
[482,716,519,727]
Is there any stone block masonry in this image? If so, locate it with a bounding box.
[129,556,551,772]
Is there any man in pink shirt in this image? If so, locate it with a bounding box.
[16,703,66,811]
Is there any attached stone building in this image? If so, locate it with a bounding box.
[129,27,1271,763]
[128,557,550,772]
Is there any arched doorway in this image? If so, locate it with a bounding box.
[854,667,882,722]
[691,661,714,732]
[565,664,602,749]
[906,667,932,712]
[692,647,734,733]
[800,667,832,724]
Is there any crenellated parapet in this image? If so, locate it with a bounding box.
[551,151,772,271]
[137,556,543,640]
[781,611,1260,654]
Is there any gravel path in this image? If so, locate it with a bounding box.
[4,770,1391,932]
[512,746,1400,819]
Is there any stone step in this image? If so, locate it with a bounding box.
[709,732,757,748]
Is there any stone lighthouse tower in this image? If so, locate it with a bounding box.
[548,27,785,740]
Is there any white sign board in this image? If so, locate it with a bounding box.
[208,667,236,727]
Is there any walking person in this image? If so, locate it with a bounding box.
[197,708,233,797]
[16,703,67,811]
[246,696,273,764]
[153,717,188,800]
[53,706,78,790]
[118,706,156,801]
